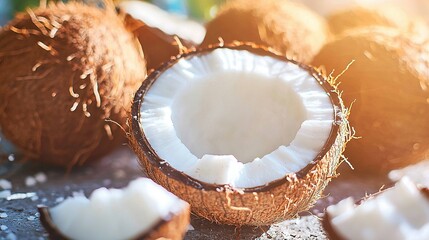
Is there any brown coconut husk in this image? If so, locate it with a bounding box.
[0,2,146,168]
[312,26,429,174]
[38,203,190,240]
[328,5,429,36]
[201,0,330,64]
[129,43,352,226]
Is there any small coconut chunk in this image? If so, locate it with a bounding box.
[389,159,429,187]
[141,48,334,188]
[49,178,188,240]
[327,177,429,240]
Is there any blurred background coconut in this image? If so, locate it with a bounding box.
[0,0,225,24]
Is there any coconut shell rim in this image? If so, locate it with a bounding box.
[322,187,429,240]
[130,42,343,193]
[38,203,190,240]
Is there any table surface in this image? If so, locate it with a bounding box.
[0,147,391,239]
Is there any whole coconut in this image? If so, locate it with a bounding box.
[328,5,428,36]
[312,27,429,173]
[201,0,330,63]
[0,2,146,168]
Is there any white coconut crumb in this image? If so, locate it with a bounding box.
[0,213,8,218]
[27,216,36,221]
[6,233,17,240]
[0,179,12,190]
[0,190,11,199]
[34,172,47,183]
[188,224,195,231]
[25,173,48,187]
[7,192,37,201]
[25,177,37,187]
[55,197,64,203]
[7,154,14,162]
[0,225,8,231]
[72,191,85,197]
[389,159,429,187]
[257,216,326,240]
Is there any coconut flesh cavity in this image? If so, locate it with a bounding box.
[39,178,190,240]
[326,177,429,240]
[140,48,334,188]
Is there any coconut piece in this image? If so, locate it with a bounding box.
[38,178,190,240]
[323,177,429,240]
[312,27,429,173]
[201,0,330,64]
[129,43,351,226]
[0,2,146,167]
[389,159,429,187]
[119,0,204,71]
[327,5,428,36]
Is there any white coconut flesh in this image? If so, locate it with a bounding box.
[119,0,206,44]
[49,178,187,240]
[140,48,334,188]
[327,177,429,240]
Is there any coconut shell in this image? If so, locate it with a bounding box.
[129,43,351,226]
[328,5,429,36]
[122,13,196,71]
[38,203,190,240]
[0,2,146,168]
[312,27,429,173]
[201,0,330,64]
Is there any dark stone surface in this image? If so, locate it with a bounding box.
[0,147,391,239]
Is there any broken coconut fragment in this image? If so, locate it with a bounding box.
[324,177,429,240]
[119,0,205,70]
[38,178,190,240]
[130,44,350,225]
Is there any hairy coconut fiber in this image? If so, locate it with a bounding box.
[313,27,429,174]
[130,43,351,226]
[201,0,330,64]
[328,5,429,36]
[0,2,146,168]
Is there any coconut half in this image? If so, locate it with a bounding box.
[38,178,190,240]
[323,177,429,240]
[129,43,350,225]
